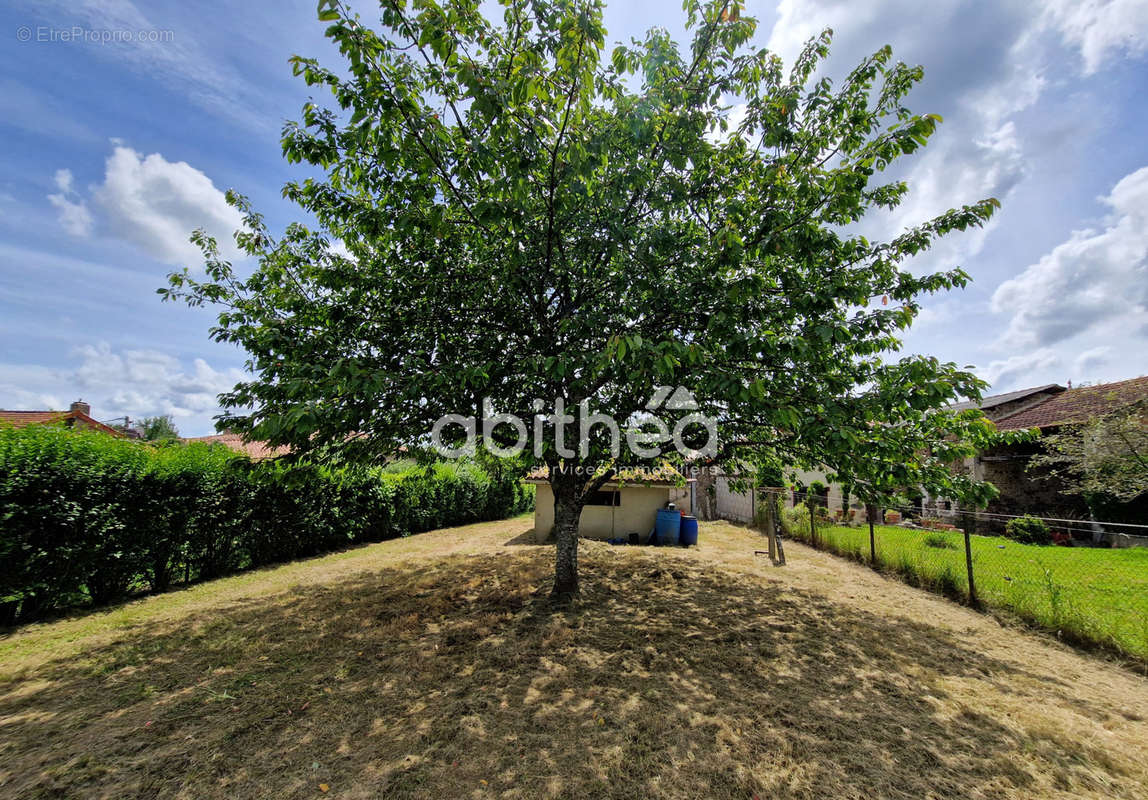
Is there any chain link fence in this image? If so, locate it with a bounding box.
[757,488,1148,665]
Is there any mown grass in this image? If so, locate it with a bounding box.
[3,522,1147,799]
[806,524,1148,662]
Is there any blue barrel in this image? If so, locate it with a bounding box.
[679,516,698,547]
[654,508,681,546]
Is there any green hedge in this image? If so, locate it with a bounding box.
[0,425,534,622]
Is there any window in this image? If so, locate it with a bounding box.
[586,490,620,506]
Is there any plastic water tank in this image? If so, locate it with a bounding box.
[654,508,681,546]
[679,516,699,546]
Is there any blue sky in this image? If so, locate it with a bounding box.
[2,0,1147,436]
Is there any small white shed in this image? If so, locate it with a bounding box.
[525,467,693,543]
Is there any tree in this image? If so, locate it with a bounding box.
[163,0,1014,596]
[1030,404,1148,503]
[139,415,181,442]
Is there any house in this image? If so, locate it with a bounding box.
[696,379,1146,530]
[773,386,1071,521]
[948,383,1067,421]
[182,432,290,460]
[0,400,124,437]
[525,465,693,543]
[953,376,1148,530]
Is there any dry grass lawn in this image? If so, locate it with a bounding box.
[2,517,1147,799]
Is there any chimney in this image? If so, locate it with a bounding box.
[70,400,91,417]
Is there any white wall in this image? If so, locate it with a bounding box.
[715,476,755,523]
[531,482,690,543]
[707,468,859,524]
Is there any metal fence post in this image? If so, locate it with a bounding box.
[809,502,816,548]
[963,527,977,606]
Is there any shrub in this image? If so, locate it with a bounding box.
[780,505,812,542]
[1005,515,1053,545]
[0,425,534,622]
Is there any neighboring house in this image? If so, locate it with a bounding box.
[525,465,693,543]
[182,432,290,460]
[948,383,1067,422]
[0,400,125,437]
[697,378,1147,530]
[952,376,1148,528]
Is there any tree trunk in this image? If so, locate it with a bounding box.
[550,473,583,597]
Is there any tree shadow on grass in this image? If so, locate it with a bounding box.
[0,547,1138,799]
[503,528,541,546]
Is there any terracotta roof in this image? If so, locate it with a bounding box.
[949,384,1065,412]
[0,410,69,426]
[994,376,1148,431]
[0,408,125,436]
[524,463,691,486]
[183,433,290,460]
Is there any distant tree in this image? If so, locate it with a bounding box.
[1030,404,1148,502]
[164,0,1018,595]
[140,415,181,442]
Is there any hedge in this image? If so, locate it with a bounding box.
[0,425,534,623]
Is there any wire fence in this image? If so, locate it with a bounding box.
[755,489,1148,666]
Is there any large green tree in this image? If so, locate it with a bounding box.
[139,415,181,442]
[165,0,1013,595]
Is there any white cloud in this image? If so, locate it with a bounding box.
[911,300,958,329]
[0,382,64,413]
[991,165,1148,348]
[705,100,749,145]
[328,238,356,262]
[93,146,244,265]
[980,348,1061,390]
[1073,345,1111,374]
[765,1,1042,274]
[878,119,1027,271]
[53,169,75,195]
[46,168,94,237]
[0,343,244,433]
[1043,0,1148,74]
[763,0,1148,285]
[70,342,246,421]
[762,0,1148,392]
[49,146,244,265]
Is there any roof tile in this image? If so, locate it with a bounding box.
[183,433,290,460]
[994,376,1148,431]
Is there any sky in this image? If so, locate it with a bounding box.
[1,0,1147,436]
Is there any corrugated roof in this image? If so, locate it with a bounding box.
[994,376,1148,431]
[183,433,290,460]
[949,383,1065,412]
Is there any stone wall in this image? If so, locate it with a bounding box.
[978,442,1090,531]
